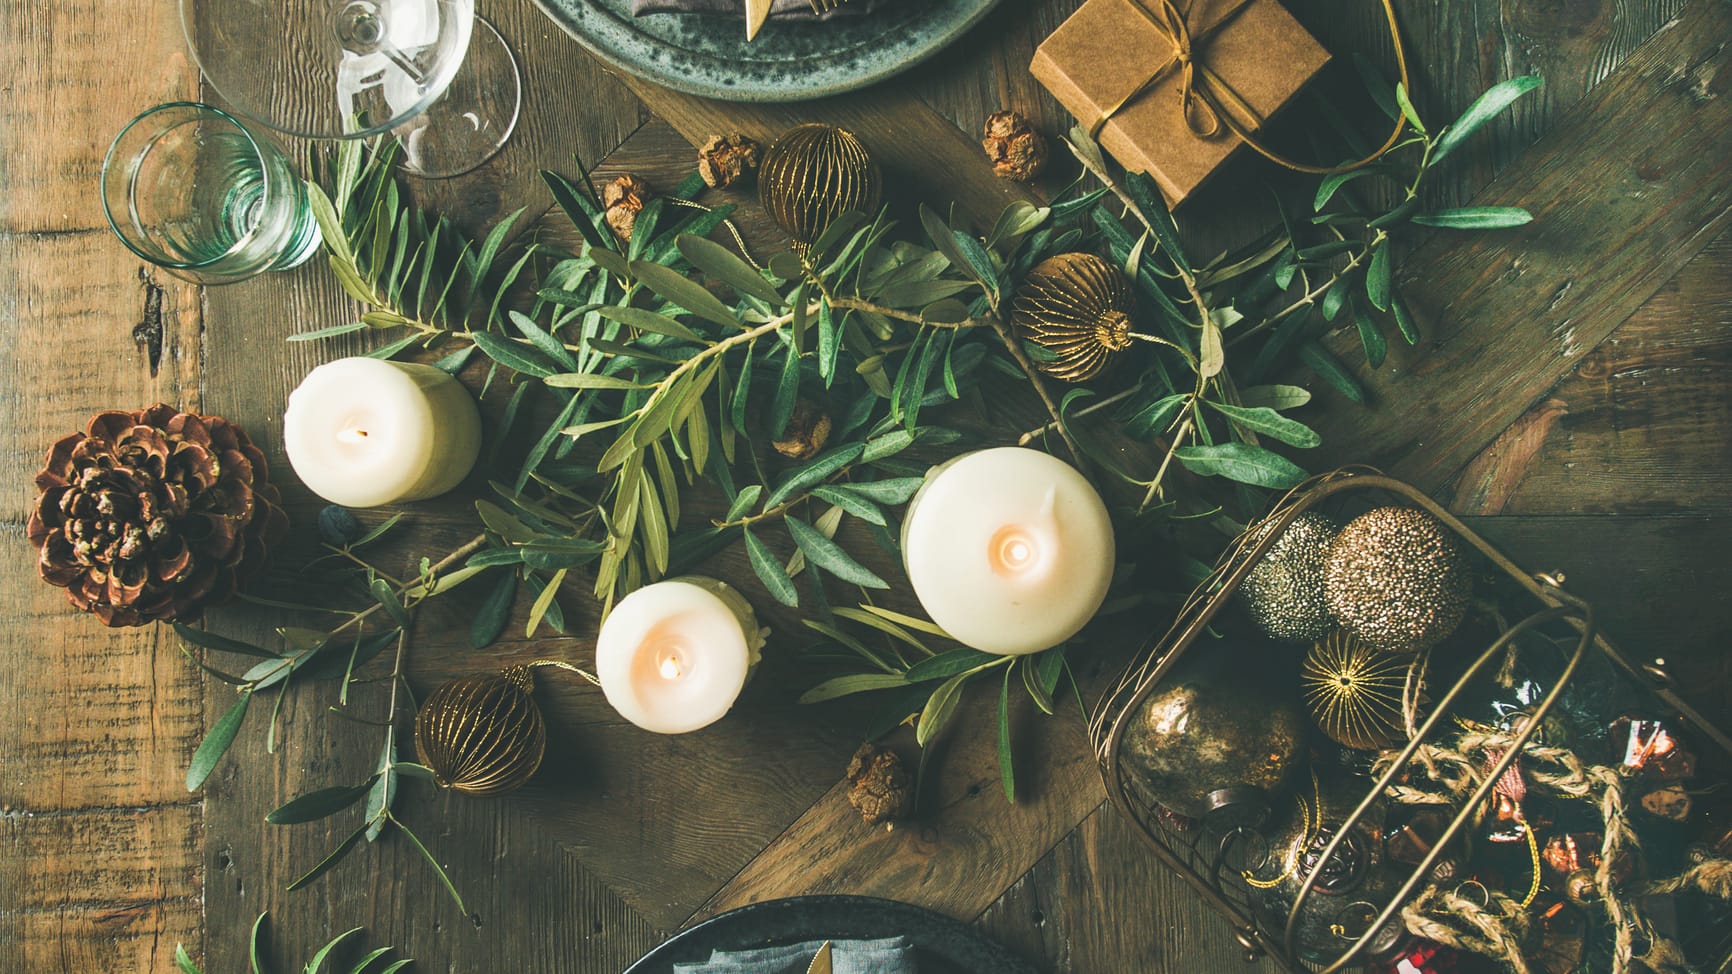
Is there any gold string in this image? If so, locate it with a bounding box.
[1092,0,1414,176]
[528,658,601,687]
[1244,769,1320,889]
[664,197,766,274]
[1518,824,1541,910]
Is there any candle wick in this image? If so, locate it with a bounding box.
[337,427,371,444]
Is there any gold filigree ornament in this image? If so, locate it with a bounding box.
[413,660,596,797]
[1300,630,1423,751]
[759,124,882,250]
[1010,253,1135,382]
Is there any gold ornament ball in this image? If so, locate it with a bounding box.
[1238,512,1339,642]
[1300,630,1418,751]
[758,124,882,249]
[414,665,547,797]
[1011,253,1135,382]
[1324,506,1471,654]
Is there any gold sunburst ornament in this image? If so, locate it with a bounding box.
[1300,631,1418,751]
[759,124,882,250]
[1011,253,1135,382]
[414,665,548,796]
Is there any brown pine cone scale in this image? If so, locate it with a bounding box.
[27,404,289,627]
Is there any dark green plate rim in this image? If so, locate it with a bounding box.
[529,0,1002,103]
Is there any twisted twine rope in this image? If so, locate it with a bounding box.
[1376,729,1722,973]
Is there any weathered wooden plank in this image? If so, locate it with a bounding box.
[974,803,1257,974]
[0,233,203,523]
[6,899,203,973]
[0,0,201,233]
[2,803,201,909]
[1301,0,1732,494]
[1453,227,1732,515]
[691,630,1120,925]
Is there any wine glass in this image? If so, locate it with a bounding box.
[180,0,521,179]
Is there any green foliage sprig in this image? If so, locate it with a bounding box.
[176,514,487,920]
[175,913,408,974]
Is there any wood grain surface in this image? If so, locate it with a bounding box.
[3,0,1729,972]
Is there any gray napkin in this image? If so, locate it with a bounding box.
[671,936,916,974]
[630,0,879,20]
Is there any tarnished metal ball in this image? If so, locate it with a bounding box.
[414,665,546,797]
[1011,253,1135,382]
[1119,649,1306,824]
[758,124,882,249]
[1324,507,1471,654]
[1239,512,1339,642]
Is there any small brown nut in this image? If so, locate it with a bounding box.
[982,110,1048,182]
[698,133,762,189]
[772,399,831,460]
[602,174,652,241]
[845,743,911,825]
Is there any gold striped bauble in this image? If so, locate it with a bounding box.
[1300,631,1416,751]
[1011,253,1134,382]
[414,665,546,797]
[758,124,882,249]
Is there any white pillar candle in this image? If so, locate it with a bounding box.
[595,577,767,734]
[901,447,1115,656]
[283,357,482,508]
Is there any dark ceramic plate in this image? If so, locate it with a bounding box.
[621,895,1042,973]
[530,0,1000,102]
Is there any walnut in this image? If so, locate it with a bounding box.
[1641,782,1693,822]
[845,743,910,825]
[698,133,762,189]
[772,399,831,460]
[982,110,1048,182]
[602,174,652,242]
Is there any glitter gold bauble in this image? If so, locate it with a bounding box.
[1301,631,1417,751]
[1010,253,1135,382]
[1239,512,1339,642]
[1324,506,1471,654]
[414,665,546,797]
[758,124,882,249]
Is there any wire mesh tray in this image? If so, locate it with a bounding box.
[1089,468,1732,972]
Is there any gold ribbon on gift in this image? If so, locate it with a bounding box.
[1089,0,1413,175]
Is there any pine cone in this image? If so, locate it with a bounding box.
[27,404,290,627]
[603,174,652,242]
[982,110,1048,182]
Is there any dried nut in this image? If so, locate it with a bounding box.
[602,174,652,241]
[1640,782,1692,822]
[982,110,1048,181]
[772,399,831,460]
[698,133,762,189]
[845,743,911,825]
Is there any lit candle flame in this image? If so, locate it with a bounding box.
[659,654,684,680]
[989,525,1041,576]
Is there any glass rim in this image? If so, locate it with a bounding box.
[100,100,274,272]
[178,0,475,141]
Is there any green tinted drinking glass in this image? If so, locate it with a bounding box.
[101,102,322,284]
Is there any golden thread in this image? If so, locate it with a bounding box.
[1244,770,1320,889]
[663,197,765,275]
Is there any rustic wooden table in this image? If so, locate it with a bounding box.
[5,0,1731,971]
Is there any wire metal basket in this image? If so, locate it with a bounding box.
[1089,467,1732,971]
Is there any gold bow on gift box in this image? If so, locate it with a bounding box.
[1035,0,1413,202]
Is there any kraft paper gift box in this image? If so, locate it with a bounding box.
[1031,0,1330,204]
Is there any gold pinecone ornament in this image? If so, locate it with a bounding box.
[26,404,289,627]
[1324,506,1472,654]
[1301,631,1418,751]
[1238,512,1339,642]
[759,124,882,249]
[1011,253,1135,382]
[414,665,547,797]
